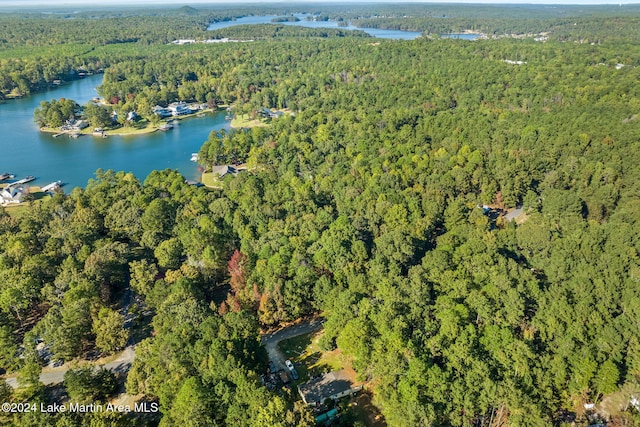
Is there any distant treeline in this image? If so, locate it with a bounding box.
[2,4,640,99]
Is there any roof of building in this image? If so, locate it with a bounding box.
[298,370,353,405]
[210,165,237,178]
[504,207,524,221]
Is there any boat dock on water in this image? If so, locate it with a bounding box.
[41,181,63,193]
[5,175,36,190]
[15,176,35,185]
[92,128,107,138]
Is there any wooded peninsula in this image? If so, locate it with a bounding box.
[2,3,640,427]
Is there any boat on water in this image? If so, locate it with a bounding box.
[0,173,15,181]
[190,153,199,162]
[197,113,205,117]
[225,115,233,120]
[41,181,63,193]
[159,123,174,131]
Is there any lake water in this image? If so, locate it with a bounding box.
[208,14,422,40]
[0,19,420,191]
[440,33,480,40]
[0,74,229,190]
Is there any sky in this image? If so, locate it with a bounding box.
[0,0,638,6]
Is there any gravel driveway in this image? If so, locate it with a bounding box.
[261,317,324,372]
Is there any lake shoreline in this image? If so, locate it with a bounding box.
[2,74,227,190]
[39,109,218,137]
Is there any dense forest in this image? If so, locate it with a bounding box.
[3,4,640,427]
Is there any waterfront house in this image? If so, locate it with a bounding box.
[168,102,192,116]
[153,106,172,118]
[71,120,89,131]
[260,108,284,119]
[0,186,25,205]
[210,165,237,179]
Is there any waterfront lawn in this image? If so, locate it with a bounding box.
[230,114,269,129]
[106,119,157,135]
[3,204,31,218]
[41,109,216,137]
[3,191,51,218]
[201,172,222,189]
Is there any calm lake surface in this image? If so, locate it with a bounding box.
[208,14,423,40]
[440,33,480,40]
[0,74,229,190]
[0,20,421,191]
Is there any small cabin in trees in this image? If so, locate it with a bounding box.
[297,370,362,407]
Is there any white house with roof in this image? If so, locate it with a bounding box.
[168,102,192,116]
[153,105,172,118]
[0,186,25,205]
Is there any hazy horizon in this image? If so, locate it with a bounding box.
[0,0,639,7]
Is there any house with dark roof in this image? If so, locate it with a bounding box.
[260,107,284,119]
[297,370,362,407]
[210,165,237,179]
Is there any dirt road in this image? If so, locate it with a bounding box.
[4,345,135,389]
[261,317,324,372]
[5,315,321,388]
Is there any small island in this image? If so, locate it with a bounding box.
[35,98,217,137]
[271,16,301,23]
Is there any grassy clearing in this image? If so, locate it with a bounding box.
[278,330,347,385]
[279,330,385,427]
[41,120,157,137]
[106,123,157,135]
[515,212,529,224]
[201,172,222,189]
[230,114,268,129]
[4,203,32,219]
[2,191,51,218]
